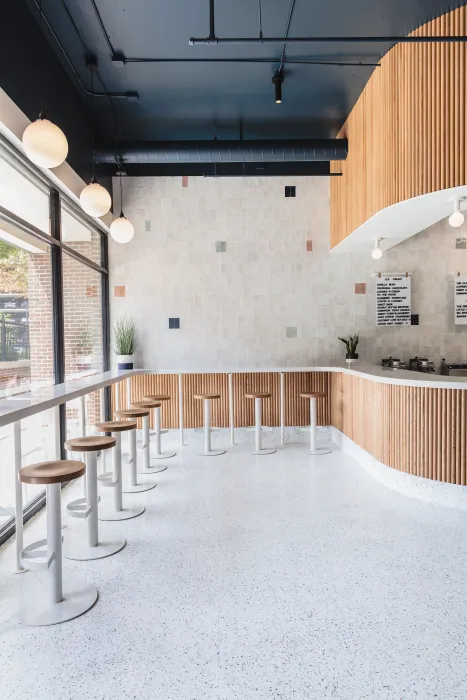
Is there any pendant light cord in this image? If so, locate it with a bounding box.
[90,64,96,182]
[39,0,45,117]
[258,0,263,40]
[119,174,124,217]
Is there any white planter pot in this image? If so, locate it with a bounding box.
[116,354,134,372]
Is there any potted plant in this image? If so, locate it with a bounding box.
[114,316,137,371]
[338,333,359,361]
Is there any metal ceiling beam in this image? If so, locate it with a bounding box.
[97,162,341,177]
[117,57,381,67]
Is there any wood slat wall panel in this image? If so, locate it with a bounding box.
[330,373,467,485]
[330,7,467,246]
[283,372,331,426]
[182,373,230,428]
[111,374,179,429]
[233,372,281,426]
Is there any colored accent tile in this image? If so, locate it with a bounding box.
[169,317,180,329]
[182,176,189,188]
[355,283,366,295]
[144,220,151,231]
[286,326,297,339]
[306,240,313,252]
[114,286,126,298]
[456,238,466,249]
[215,241,227,253]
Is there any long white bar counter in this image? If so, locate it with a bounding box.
[1,363,467,428]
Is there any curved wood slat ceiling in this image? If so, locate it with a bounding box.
[330,7,467,247]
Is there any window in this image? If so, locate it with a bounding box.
[0,232,53,398]
[62,204,102,265]
[0,153,50,232]
[63,253,104,380]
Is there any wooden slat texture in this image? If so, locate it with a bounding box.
[233,372,281,426]
[183,373,229,428]
[330,373,467,485]
[111,374,179,429]
[284,372,331,426]
[330,7,467,246]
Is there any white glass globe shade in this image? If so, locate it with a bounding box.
[449,210,464,228]
[80,182,112,217]
[22,118,68,168]
[110,215,134,243]
[372,247,383,260]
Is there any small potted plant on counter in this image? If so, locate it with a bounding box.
[114,316,138,371]
[338,333,360,363]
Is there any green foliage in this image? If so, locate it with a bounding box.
[338,333,360,354]
[0,242,28,295]
[114,316,137,355]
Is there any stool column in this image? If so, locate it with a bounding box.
[254,397,262,452]
[129,428,137,487]
[154,406,162,455]
[86,452,98,548]
[47,482,63,605]
[309,397,317,452]
[141,414,150,472]
[113,432,123,512]
[204,399,211,453]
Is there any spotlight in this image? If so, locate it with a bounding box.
[449,198,465,228]
[372,238,383,260]
[272,71,284,104]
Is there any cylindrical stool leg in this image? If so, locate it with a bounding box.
[155,406,162,456]
[122,427,156,493]
[113,432,123,512]
[47,483,63,605]
[99,431,146,520]
[309,397,317,452]
[204,399,211,453]
[86,452,98,548]
[129,428,137,486]
[255,397,262,452]
[142,415,150,471]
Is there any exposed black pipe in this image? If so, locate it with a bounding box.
[120,56,381,67]
[190,35,467,45]
[95,139,348,164]
[209,0,215,40]
[279,0,297,72]
[97,161,342,177]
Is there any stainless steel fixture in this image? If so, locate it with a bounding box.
[408,356,436,373]
[382,357,406,370]
[440,360,467,377]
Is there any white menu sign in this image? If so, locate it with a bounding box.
[376,275,412,326]
[454,275,467,325]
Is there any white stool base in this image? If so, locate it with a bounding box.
[15,580,98,626]
[197,449,226,457]
[150,451,176,460]
[251,448,276,456]
[98,504,145,521]
[11,566,27,575]
[63,532,126,561]
[122,481,157,494]
[138,463,167,474]
[302,447,333,456]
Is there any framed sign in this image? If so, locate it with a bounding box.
[376,275,411,327]
[454,275,467,325]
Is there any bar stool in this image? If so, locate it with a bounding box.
[132,400,169,473]
[143,393,177,460]
[300,392,332,455]
[94,420,146,521]
[15,460,98,626]
[63,436,126,561]
[194,393,226,456]
[245,392,276,455]
[115,408,157,492]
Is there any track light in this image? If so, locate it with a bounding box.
[372,238,383,260]
[449,198,465,228]
[272,71,284,103]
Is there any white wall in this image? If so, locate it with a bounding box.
[109,176,467,369]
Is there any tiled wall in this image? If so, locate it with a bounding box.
[109,176,467,369]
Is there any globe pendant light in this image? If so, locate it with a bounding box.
[80,62,111,217]
[371,238,383,260]
[449,198,465,228]
[110,172,134,243]
[22,0,68,169]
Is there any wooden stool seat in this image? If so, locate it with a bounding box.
[132,400,162,409]
[64,436,116,453]
[115,408,149,419]
[19,460,85,485]
[194,393,221,400]
[95,420,137,433]
[246,391,271,399]
[300,392,326,399]
[144,394,170,402]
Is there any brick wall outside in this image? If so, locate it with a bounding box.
[0,364,30,393]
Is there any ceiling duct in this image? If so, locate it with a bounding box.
[95,139,348,165]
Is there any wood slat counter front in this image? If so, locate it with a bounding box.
[112,366,467,487]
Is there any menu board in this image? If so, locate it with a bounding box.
[376,275,412,326]
[454,275,467,325]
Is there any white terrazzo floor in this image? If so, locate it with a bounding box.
[1,431,467,700]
